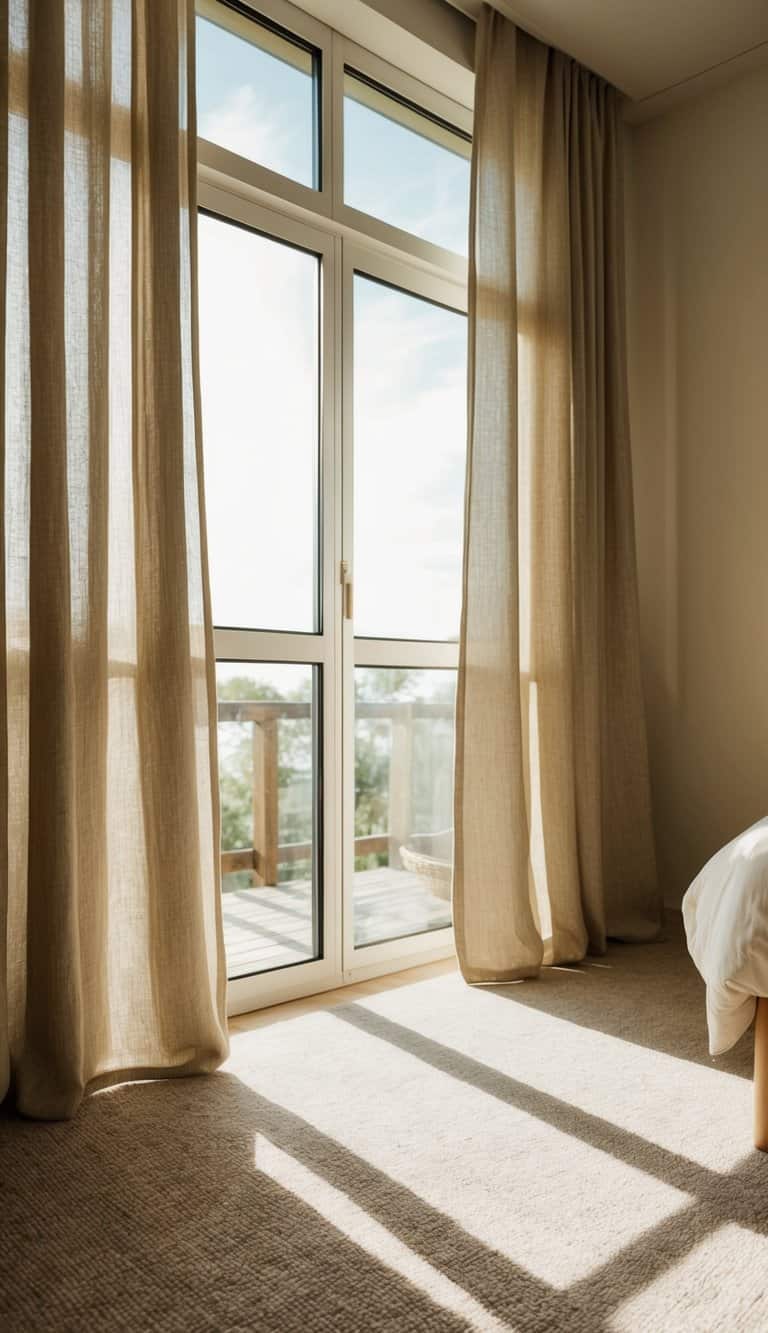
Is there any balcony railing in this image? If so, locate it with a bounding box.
[218,697,453,884]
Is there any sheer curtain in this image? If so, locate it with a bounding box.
[453,6,661,982]
[0,0,228,1119]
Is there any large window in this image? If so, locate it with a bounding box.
[196,0,471,1012]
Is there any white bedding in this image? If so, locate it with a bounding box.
[682,816,768,1056]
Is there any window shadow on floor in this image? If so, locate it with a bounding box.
[477,912,753,1080]
[0,1073,583,1333]
[0,1078,472,1332]
[2,1022,766,1333]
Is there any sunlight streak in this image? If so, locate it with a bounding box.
[254,1135,512,1333]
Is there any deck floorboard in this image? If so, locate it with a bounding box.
[223,867,451,977]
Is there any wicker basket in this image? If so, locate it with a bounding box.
[399,830,453,902]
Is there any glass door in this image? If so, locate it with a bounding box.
[342,247,468,975]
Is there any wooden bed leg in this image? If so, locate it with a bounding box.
[754,998,768,1151]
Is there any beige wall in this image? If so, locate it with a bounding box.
[626,67,768,906]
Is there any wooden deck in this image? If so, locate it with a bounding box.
[222,867,452,978]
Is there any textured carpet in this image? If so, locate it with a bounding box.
[2,915,768,1332]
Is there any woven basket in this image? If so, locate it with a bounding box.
[399,831,453,902]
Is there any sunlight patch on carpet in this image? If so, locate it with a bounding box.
[609,1221,768,1331]
[350,971,752,1173]
[255,1134,511,1333]
[234,1007,693,1287]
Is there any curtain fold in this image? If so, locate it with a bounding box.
[0,0,228,1120]
[453,6,660,982]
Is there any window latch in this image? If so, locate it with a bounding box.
[340,560,353,621]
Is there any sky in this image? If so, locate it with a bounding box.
[344,83,470,257]
[198,215,318,633]
[196,15,315,186]
[353,277,466,640]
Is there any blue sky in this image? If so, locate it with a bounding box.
[197,15,315,185]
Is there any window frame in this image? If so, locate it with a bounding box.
[195,0,472,1015]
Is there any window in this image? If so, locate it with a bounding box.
[218,662,320,976]
[196,0,471,1011]
[197,0,320,188]
[353,275,467,640]
[343,71,471,255]
[198,213,320,632]
[353,668,456,946]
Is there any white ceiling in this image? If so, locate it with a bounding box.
[453,0,768,114]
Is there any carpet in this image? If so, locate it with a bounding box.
[2,915,767,1331]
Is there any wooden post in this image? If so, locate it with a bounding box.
[388,703,413,870]
[755,998,768,1150]
[252,717,279,887]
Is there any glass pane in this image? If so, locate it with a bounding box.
[353,667,455,947]
[196,6,318,188]
[344,71,470,254]
[217,662,319,979]
[353,275,467,640]
[199,214,319,632]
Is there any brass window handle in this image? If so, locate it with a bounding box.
[340,561,353,621]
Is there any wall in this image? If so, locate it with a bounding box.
[299,0,474,106]
[626,66,768,905]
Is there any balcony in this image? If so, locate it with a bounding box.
[218,695,454,976]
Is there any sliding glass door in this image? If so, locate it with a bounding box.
[195,0,471,1011]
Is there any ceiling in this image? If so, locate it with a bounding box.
[452,0,768,116]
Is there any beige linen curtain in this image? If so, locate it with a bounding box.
[453,7,661,982]
[0,0,228,1119]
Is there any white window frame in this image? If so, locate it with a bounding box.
[195,0,472,1015]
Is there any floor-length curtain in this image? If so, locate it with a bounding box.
[0,0,228,1119]
[453,6,661,982]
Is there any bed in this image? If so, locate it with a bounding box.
[683,815,768,1150]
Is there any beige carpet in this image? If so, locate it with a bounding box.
[2,915,768,1332]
